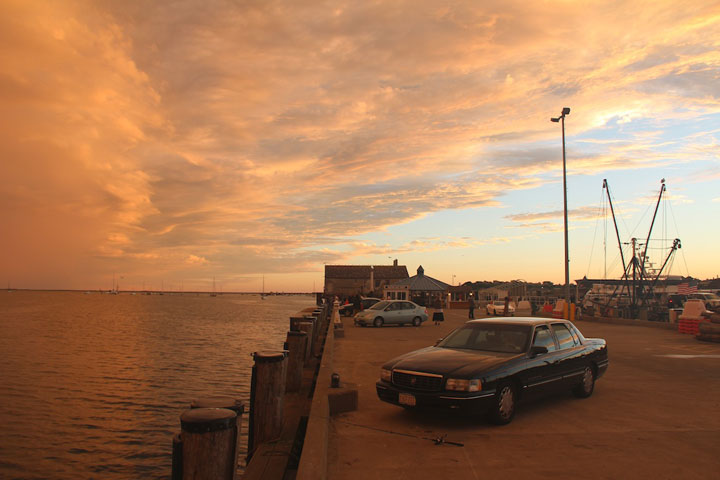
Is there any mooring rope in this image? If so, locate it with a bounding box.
[332,418,464,446]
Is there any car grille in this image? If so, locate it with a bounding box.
[392,369,443,392]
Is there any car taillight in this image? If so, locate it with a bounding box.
[424,308,428,315]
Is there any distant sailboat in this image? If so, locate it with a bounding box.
[111,273,119,294]
[261,275,265,300]
[211,277,217,297]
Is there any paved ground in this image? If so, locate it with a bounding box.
[327,309,720,479]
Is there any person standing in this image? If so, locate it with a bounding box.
[432,297,444,325]
[468,295,475,319]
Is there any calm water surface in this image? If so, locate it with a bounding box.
[0,291,313,479]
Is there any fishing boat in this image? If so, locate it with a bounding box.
[578,179,694,321]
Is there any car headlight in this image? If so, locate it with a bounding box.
[446,378,481,392]
[381,368,392,382]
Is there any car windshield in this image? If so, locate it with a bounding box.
[437,323,531,354]
[368,301,391,310]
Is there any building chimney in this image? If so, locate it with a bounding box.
[393,259,398,267]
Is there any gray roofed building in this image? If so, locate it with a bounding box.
[385,265,450,306]
[394,265,449,291]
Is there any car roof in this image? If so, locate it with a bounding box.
[466,317,562,326]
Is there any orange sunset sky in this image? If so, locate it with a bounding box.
[1,1,719,292]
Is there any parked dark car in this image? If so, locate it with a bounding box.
[338,302,355,316]
[376,318,608,424]
[667,294,686,309]
[361,297,382,310]
[339,297,382,316]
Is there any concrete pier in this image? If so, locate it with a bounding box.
[243,306,720,479]
[324,310,720,479]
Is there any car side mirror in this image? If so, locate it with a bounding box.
[530,345,548,356]
[434,338,443,346]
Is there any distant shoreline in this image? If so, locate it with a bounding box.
[5,289,317,295]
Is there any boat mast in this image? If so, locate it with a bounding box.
[635,179,666,308]
[641,179,666,266]
[602,180,633,300]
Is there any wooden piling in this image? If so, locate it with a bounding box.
[190,396,245,475]
[297,321,314,362]
[248,351,288,460]
[285,331,308,392]
[180,407,238,480]
[172,433,183,480]
[289,315,306,332]
[304,315,320,356]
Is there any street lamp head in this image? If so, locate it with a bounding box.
[551,117,560,122]
[562,107,571,115]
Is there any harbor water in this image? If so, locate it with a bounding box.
[0,290,312,479]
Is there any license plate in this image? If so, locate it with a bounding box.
[398,393,416,406]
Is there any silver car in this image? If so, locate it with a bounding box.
[354,300,428,327]
[486,300,515,316]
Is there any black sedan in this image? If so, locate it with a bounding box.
[376,318,608,424]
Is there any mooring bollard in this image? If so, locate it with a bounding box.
[190,396,245,475]
[180,407,238,480]
[248,351,288,460]
[297,321,314,362]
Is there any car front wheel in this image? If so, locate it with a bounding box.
[373,317,384,328]
[573,365,595,398]
[488,382,516,425]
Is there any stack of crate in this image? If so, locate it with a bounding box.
[678,299,705,335]
[697,311,720,343]
[678,317,702,334]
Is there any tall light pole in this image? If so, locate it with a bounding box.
[551,107,571,308]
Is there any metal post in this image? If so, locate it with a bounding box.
[561,114,570,307]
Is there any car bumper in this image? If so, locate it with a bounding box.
[376,380,496,412]
[596,358,609,379]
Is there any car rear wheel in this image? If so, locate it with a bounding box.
[488,382,516,425]
[373,317,384,328]
[412,316,422,327]
[573,365,595,398]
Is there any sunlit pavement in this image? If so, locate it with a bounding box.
[327,310,720,479]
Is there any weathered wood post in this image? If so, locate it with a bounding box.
[315,308,327,335]
[180,407,238,480]
[172,433,183,480]
[297,322,314,362]
[284,331,308,392]
[304,314,320,356]
[289,315,306,332]
[190,396,245,475]
[248,351,288,460]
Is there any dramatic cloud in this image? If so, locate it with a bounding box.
[1,0,718,289]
